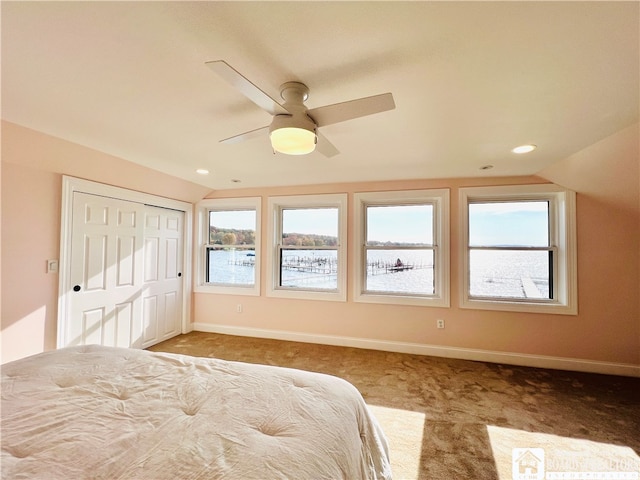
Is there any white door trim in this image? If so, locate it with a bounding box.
[58,176,193,348]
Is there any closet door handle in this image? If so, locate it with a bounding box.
[73,285,81,292]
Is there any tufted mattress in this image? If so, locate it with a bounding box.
[1,345,392,479]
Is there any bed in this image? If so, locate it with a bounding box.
[1,345,391,479]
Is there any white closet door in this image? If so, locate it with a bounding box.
[67,193,145,348]
[65,193,184,349]
[141,206,184,348]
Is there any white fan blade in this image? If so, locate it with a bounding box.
[206,60,289,116]
[308,93,395,127]
[220,125,269,144]
[316,131,340,158]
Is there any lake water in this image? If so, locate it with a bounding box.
[208,248,549,299]
[469,250,550,299]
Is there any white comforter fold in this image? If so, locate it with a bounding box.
[1,345,391,479]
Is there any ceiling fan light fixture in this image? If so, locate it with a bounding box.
[269,113,317,155]
[270,127,316,155]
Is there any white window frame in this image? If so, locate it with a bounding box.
[353,189,450,307]
[459,184,577,315]
[195,197,261,296]
[266,194,347,302]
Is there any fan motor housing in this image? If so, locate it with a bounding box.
[269,113,316,135]
[280,82,309,103]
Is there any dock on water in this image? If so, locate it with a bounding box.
[228,255,432,276]
[367,261,428,275]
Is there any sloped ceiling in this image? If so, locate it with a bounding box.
[2,1,638,190]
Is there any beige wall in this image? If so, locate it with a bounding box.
[2,120,638,370]
[194,124,640,368]
[538,122,639,366]
[1,163,61,361]
[1,121,211,363]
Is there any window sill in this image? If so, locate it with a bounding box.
[194,283,260,296]
[460,297,577,315]
[355,292,449,308]
[266,287,346,302]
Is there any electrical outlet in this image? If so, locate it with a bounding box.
[236,304,243,313]
[437,319,445,329]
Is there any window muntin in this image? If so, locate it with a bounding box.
[206,209,256,286]
[195,197,261,296]
[364,204,436,296]
[354,189,450,307]
[460,185,577,315]
[267,194,347,301]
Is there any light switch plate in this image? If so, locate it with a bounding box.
[47,259,59,273]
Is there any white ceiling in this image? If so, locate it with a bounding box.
[2,1,638,190]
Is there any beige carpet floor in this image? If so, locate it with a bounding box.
[149,332,640,480]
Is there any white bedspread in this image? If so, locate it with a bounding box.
[1,345,391,479]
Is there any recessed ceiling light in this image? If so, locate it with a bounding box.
[196,169,209,175]
[511,144,537,154]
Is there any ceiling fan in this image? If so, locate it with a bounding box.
[206,60,395,157]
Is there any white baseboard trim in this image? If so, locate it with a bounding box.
[192,323,640,378]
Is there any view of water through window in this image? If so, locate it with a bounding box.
[208,248,548,297]
[468,200,551,300]
[469,250,550,299]
[207,200,552,299]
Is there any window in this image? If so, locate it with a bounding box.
[354,189,450,307]
[460,184,577,314]
[195,197,261,295]
[266,194,347,301]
